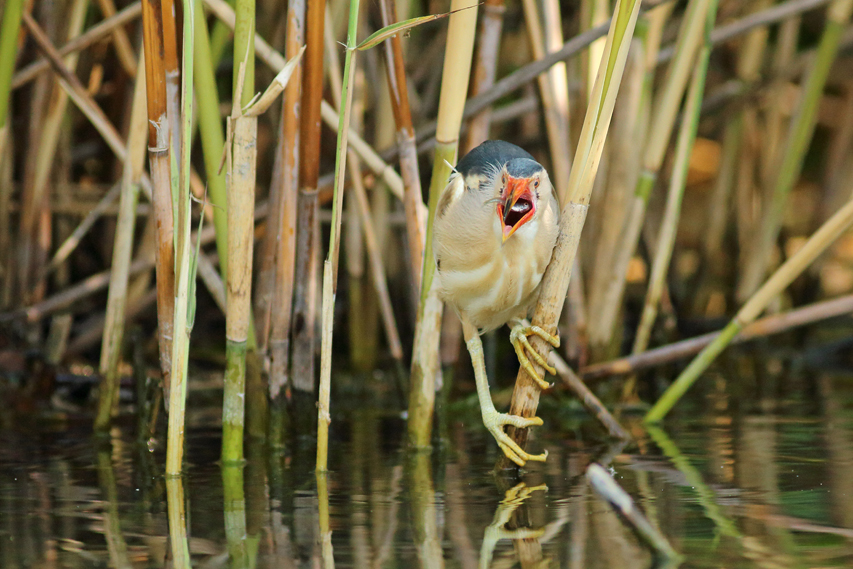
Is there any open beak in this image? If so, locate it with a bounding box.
[497,177,536,243]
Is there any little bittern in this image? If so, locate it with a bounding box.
[434,140,560,466]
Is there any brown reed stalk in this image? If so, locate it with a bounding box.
[291,0,325,430]
[379,0,425,290]
[503,0,642,459]
[265,0,304,446]
[95,51,149,432]
[136,0,177,399]
[17,0,83,308]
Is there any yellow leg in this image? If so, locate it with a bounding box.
[509,318,560,390]
[463,321,548,467]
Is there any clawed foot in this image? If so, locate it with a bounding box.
[510,320,560,390]
[483,407,548,467]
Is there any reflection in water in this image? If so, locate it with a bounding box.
[165,475,190,568]
[479,483,547,569]
[2,367,853,567]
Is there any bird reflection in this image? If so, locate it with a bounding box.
[480,482,549,569]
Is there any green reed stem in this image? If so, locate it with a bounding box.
[165,0,196,476]
[317,0,361,473]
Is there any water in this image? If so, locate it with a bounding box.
[2,362,853,568]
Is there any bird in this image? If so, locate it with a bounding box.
[433,140,561,466]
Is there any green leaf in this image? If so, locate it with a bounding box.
[356,4,479,51]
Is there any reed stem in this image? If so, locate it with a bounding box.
[95,52,149,432]
[503,0,642,459]
[317,0,361,472]
[408,0,479,450]
[223,36,257,463]
[632,0,716,357]
[166,0,196,476]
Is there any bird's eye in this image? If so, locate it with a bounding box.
[533,179,539,188]
[502,173,507,185]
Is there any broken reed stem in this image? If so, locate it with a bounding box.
[95,52,149,432]
[267,0,304,446]
[647,193,853,422]
[139,0,176,402]
[223,34,258,464]
[379,0,425,289]
[408,0,479,450]
[317,0,360,473]
[166,0,196,476]
[632,1,715,357]
[738,0,853,302]
[503,0,642,460]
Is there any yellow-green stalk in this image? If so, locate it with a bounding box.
[192,0,228,273]
[409,0,479,450]
[165,0,197,476]
[222,0,256,464]
[165,477,192,566]
[317,0,361,472]
[222,464,249,566]
[0,0,25,160]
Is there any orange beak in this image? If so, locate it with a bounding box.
[497,177,536,243]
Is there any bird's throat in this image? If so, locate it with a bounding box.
[498,194,535,243]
